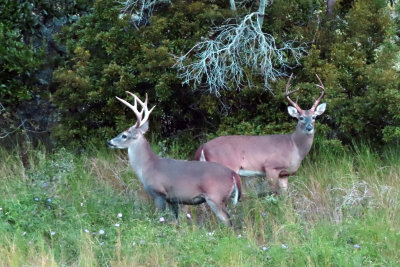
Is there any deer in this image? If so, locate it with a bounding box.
[195,74,326,194]
[107,92,242,226]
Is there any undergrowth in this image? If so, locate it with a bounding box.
[0,144,399,266]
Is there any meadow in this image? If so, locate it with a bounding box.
[0,143,399,266]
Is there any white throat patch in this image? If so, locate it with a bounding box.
[238,169,266,177]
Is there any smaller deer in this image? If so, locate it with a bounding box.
[195,74,326,193]
[107,92,241,226]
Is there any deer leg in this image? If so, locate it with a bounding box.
[205,198,232,226]
[153,195,166,212]
[278,177,289,192]
[168,202,179,219]
[264,168,281,194]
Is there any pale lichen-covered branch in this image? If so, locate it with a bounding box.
[174,11,305,95]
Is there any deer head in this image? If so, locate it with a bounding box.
[107,92,155,149]
[286,74,326,135]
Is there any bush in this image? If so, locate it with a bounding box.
[51,0,400,150]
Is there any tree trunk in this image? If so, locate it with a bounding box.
[229,0,236,11]
[257,0,267,28]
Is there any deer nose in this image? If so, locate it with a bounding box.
[107,140,113,147]
[306,125,313,132]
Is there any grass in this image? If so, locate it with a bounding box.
[0,144,399,266]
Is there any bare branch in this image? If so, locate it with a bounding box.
[235,0,259,7]
[173,12,306,95]
[230,0,237,11]
[118,0,171,26]
[0,119,27,139]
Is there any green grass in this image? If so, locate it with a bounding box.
[0,144,399,266]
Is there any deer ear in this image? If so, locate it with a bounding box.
[314,103,326,116]
[136,121,149,135]
[128,121,149,136]
[288,106,299,118]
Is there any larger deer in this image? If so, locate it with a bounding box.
[195,74,326,193]
[107,92,242,226]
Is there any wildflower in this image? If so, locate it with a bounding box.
[34,197,39,201]
[262,246,269,251]
[354,244,360,249]
[262,212,266,217]
[80,203,84,207]
[159,217,165,223]
[84,229,90,233]
[22,232,26,236]
[132,242,137,246]
[0,207,2,211]
[99,229,105,235]
[47,198,52,203]
[237,234,242,238]
[100,241,104,245]
[139,239,146,245]
[114,223,120,227]
[186,213,192,219]
[50,231,56,236]
[117,213,123,218]
[281,244,288,249]
[42,182,47,187]
[207,232,214,236]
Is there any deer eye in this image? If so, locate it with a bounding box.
[122,134,127,139]
[312,116,316,120]
[299,116,305,121]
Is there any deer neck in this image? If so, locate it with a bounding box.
[127,136,158,183]
[291,126,314,159]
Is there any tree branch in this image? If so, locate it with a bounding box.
[118,0,171,26]
[173,11,306,95]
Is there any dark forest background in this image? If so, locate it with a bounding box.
[1,0,399,156]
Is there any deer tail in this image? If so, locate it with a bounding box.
[231,172,242,205]
[194,145,207,161]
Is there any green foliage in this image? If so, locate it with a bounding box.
[48,0,399,149]
[0,2,43,103]
[0,0,95,146]
[300,0,400,144]
[52,0,231,148]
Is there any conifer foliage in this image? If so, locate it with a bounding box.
[2,0,400,149]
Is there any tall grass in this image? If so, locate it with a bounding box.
[0,144,399,266]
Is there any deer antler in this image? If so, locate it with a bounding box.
[311,74,326,111]
[285,73,302,111]
[116,92,156,128]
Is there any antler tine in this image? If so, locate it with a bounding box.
[125,91,155,128]
[115,96,143,128]
[285,73,302,111]
[311,74,326,111]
